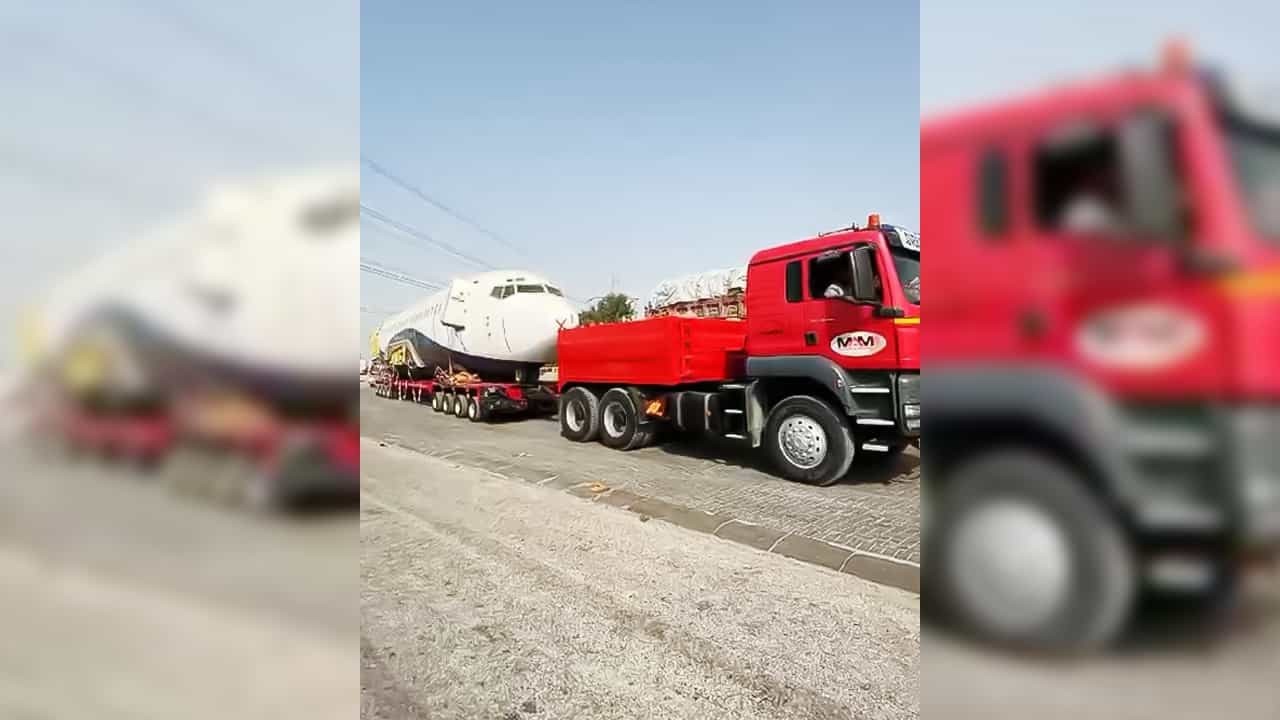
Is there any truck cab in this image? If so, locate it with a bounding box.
[744,216,921,441]
[924,43,1280,650]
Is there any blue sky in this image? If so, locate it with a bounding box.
[922,0,1280,114]
[361,0,920,344]
[0,2,358,367]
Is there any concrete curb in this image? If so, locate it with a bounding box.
[379,436,921,595]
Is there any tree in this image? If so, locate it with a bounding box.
[578,293,636,325]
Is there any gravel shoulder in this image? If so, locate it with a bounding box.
[360,438,919,720]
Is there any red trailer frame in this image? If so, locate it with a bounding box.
[383,375,558,423]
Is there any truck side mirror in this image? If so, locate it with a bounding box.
[850,245,879,303]
[1119,109,1183,241]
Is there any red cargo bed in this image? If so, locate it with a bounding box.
[557,316,746,389]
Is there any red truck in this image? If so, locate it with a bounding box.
[923,43,1280,650]
[555,216,920,486]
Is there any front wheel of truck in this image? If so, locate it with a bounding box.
[763,395,855,486]
[931,450,1136,653]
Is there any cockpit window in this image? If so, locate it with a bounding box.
[490,286,504,299]
[546,286,564,296]
[517,284,545,293]
[301,192,359,235]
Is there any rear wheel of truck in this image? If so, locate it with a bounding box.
[930,450,1136,653]
[560,387,601,442]
[763,395,855,486]
[598,388,650,451]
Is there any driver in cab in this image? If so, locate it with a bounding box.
[823,259,878,299]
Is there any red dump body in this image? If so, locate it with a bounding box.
[558,316,747,389]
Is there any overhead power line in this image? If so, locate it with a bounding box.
[362,257,444,286]
[360,258,444,292]
[361,156,527,258]
[360,204,495,270]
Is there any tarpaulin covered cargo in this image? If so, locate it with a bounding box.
[647,267,747,310]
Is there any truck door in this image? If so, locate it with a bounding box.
[1023,105,1227,397]
[803,245,899,369]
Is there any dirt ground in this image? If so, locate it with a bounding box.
[360,439,920,720]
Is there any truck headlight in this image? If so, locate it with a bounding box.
[903,403,920,431]
[897,373,920,433]
[1232,408,1280,540]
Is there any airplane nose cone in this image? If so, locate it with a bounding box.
[503,297,578,361]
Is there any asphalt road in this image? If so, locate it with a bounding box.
[361,386,920,566]
[360,438,920,720]
[0,440,359,720]
[924,578,1280,720]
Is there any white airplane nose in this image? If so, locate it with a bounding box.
[503,297,579,361]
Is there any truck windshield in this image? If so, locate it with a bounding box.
[1225,120,1280,242]
[891,248,920,304]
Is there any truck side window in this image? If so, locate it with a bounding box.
[808,252,855,299]
[1034,120,1124,235]
[979,148,1009,238]
[785,261,803,302]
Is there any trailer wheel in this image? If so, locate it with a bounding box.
[928,450,1136,653]
[560,387,601,442]
[453,394,468,418]
[429,392,440,412]
[467,396,488,423]
[244,466,289,513]
[763,395,855,486]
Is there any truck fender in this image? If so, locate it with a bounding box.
[927,365,1138,506]
[744,355,862,415]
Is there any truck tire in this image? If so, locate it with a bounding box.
[598,387,646,450]
[453,394,468,418]
[560,387,600,442]
[763,395,855,486]
[430,392,442,412]
[929,450,1136,653]
[467,396,489,423]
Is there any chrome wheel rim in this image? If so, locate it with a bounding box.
[777,415,827,469]
[566,399,585,432]
[603,402,628,438]
[951,499,1073,636]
